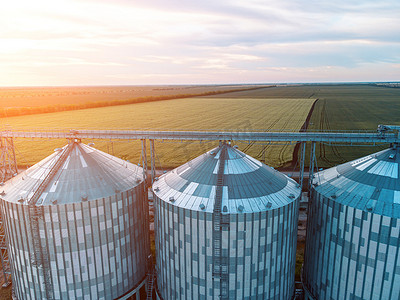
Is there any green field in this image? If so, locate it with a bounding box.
[1,94,314,168]
[306,85,400,167]
[214,84,400,167]
[0,85,270,119]
[2,84,400,169]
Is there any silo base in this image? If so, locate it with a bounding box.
[114,276,147,300]
[155,286,162,300]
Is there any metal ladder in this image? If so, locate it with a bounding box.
[0,211,11,287]
[27,141,74,299]
[212,144,229,299]
[146,268,155,300]
[28,142,74,206]
[29,205,52,299]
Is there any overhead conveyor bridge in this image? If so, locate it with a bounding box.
[1,127,399,144]
[0,125,399,287]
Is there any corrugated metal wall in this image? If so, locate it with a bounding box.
[303,190,400,300]
[154,196,299,300]
[1,183,149,300]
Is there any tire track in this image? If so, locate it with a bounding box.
[291,98,319,167]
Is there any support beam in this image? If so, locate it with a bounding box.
[308,142,316,191]
[2,128,398,144]
[299,142,306,197]
[0,137,17,183]
[149,140,156,185]
[0,212,11,287]
[141,139,148,185]
[0,137,17,287]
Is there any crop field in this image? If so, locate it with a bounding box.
[0,85,264,108]
[212,84,400,167]
[2,84,399,170]
[306,85,400,167]
[1,95,315,168]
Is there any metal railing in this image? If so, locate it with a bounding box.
[0,128,398,144]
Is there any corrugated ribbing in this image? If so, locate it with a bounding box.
[154,194,299,300]
[0,182,149,300]
[303,189,400,300]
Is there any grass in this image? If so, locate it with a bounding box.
[295,242,305,282]
[214,84,400,167]
[0,286,11,300]
[1,96,314,168]
[0,85,271,118]
[3,84,398,169]
[306,85,400,167]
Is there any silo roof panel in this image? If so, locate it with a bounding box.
[153,144,300,213]
[313,147,400,218]
[1,142,143,205]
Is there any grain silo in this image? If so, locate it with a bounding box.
[152,142,301,300]
[0,140,150,300]
[303,146,400,300]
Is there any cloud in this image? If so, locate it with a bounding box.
[0,0,399,86]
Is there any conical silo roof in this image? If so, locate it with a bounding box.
[312,146,400,218]
[153,143,300,213]
[0,141,143,206]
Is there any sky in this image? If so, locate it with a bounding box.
[0,0,399,86]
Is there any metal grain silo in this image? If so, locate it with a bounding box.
[0,140,150,300]
[152,142,301,300]
[303,146,400,300]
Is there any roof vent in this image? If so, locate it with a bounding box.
[366,200,376,212]
[154,177,159,181]
[163,171,167,174]
[88,142,95,147]
[331,194,337,199]
[223,205,228,212]
[237,205,244,212]
[210,151,215,156]
[288,193,295,199]
[136,179,141,184]
[0,182,4,186]
[52,200,58,205]
[266,202,272,209]
[169,196,175,202]
[389,154,395,159]
[0,191,5,196]
[81,196,88,202]
[199,203,205,210]
[18,198,24,203]
[233,145,239,149]
[154,187,160,192]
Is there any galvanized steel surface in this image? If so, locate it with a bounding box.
[303,147,400,300]
[153,145,300,213]
[2,186,149,300]
[312,147,400,218]
[154,145,300,299]
[0,142,150,299]
[1,143,143,205]
[1,128,398,144]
